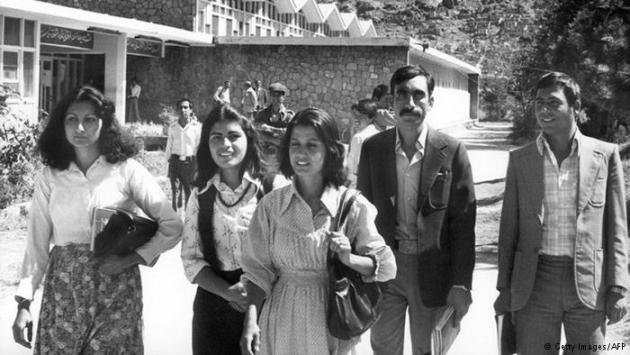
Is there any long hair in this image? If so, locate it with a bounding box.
[38,86,137,170]
[195,104,261,188]
[279,107,346,187]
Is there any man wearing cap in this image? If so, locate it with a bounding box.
[241,80,258,119]
[254,82,294,128]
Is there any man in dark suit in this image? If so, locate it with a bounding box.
[358,65,476,355]
[495,72,629,355]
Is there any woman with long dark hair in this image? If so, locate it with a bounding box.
[240,107,396,355]
[181,104,262,354]
[11,86,183,353]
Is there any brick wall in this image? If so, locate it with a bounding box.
[127,44,408,140]
[42,0,196,30]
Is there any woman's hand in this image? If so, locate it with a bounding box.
[98,253,143,275]
[240,317,261,355]
[328,231,352,264]
[12,308,33,348]
[223,282,248,312]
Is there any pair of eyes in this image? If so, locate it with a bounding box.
[209,133,243,142]
[395,90,427,102]
[65,115,99,125]
[535,100,563,109]
[289,141,323,150]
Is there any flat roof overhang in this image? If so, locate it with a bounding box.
[0,0,214,46]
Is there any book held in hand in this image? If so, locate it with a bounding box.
[431,306,460,355]
[90,207,158,257]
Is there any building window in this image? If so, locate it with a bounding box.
[3,17,21,46]
[212,15,220,36]
[0,16,37,100]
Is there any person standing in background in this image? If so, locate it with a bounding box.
[241,81,258,119]
[254,80,268,111]
[127,77,142,123]
[214,80,231,106]
[346,99,379,188]
[166,98,202,211]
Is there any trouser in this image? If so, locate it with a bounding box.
[127,97,141,122]
[370,251,437,355]
[192,269,244,355]
[168,155,196,210]
[514,255,606,355]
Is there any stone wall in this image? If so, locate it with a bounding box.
[127,44,408,141]
[42,0,196,30]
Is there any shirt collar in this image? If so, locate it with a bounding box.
[535,129,582,157]
[199,171,256,195]
[395,124,428,154]
[279,180,341,216]
[63,155,107,175]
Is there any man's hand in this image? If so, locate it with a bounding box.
[446,286,472,327]
[12,308,33,348]
[240,317,261,355]
[606,289,627,325]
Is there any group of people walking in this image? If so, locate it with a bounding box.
[11,64,630,355]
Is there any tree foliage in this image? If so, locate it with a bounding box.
[513,0,630,140]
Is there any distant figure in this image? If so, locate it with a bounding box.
[127,77,142,122]
[253,80,268,110]
[254,82,293,129]
[166,98,202,211]
[613,121,629,144]
[214,80,231,106]
[495,72,629,355]
[241,81,258,119]
[346,99,379,188]
[372,84,396,130]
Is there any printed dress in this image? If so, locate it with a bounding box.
[16,157,182,354]
[241,183,396,355]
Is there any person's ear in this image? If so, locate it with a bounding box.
[429,95,435,108]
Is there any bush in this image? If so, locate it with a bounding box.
[126,122,167,137]
[0,86,41,210]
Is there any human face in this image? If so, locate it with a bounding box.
[535,84,577,139]
[270,91,285,106]
[289,125,326,180]
[352,110,369,131]
[209,120,248,173]
[178,101,192,119]
[64,101,102,150]
[393,76,433,130]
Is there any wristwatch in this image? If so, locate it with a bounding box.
[609,285,627,296]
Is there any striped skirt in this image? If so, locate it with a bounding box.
[34,244,143,355]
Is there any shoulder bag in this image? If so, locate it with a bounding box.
[327,189,382,340]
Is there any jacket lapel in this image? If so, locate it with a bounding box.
[522,146,544,226]
[382,129,397,201]
[577,138,603,213]
[418,128,448,207]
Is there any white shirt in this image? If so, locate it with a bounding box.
[181,173,259,281]
[165,120,201,158]
[242,87,258,113]
[346,124,381,188]
[17,157,183,299]
[214,85,231,104]
[130,84,141,98]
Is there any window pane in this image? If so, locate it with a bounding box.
[23,52,34,97]
[24,20,36,47]
[3,51,19,81]
[4,17,21,46]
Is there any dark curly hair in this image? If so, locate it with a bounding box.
[279,107,346,187]
[38,86,137,170]
[195,104,261,188]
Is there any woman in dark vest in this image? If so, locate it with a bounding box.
[180,103,262,354]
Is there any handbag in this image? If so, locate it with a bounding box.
[327,189,382,340]
[93,208,158,257]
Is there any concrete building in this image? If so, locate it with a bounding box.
[0,0,479,135]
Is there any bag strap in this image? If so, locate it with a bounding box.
[197,185,218,266]
[333,188,359,233]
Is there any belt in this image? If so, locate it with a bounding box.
[171,154,194,162]
[395,240,421,255]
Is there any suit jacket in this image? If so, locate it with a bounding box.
[496,134,630,311]
[357,127,476,307]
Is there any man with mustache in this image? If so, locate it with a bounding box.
[494,72,629,355]
[357,65,476,355]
